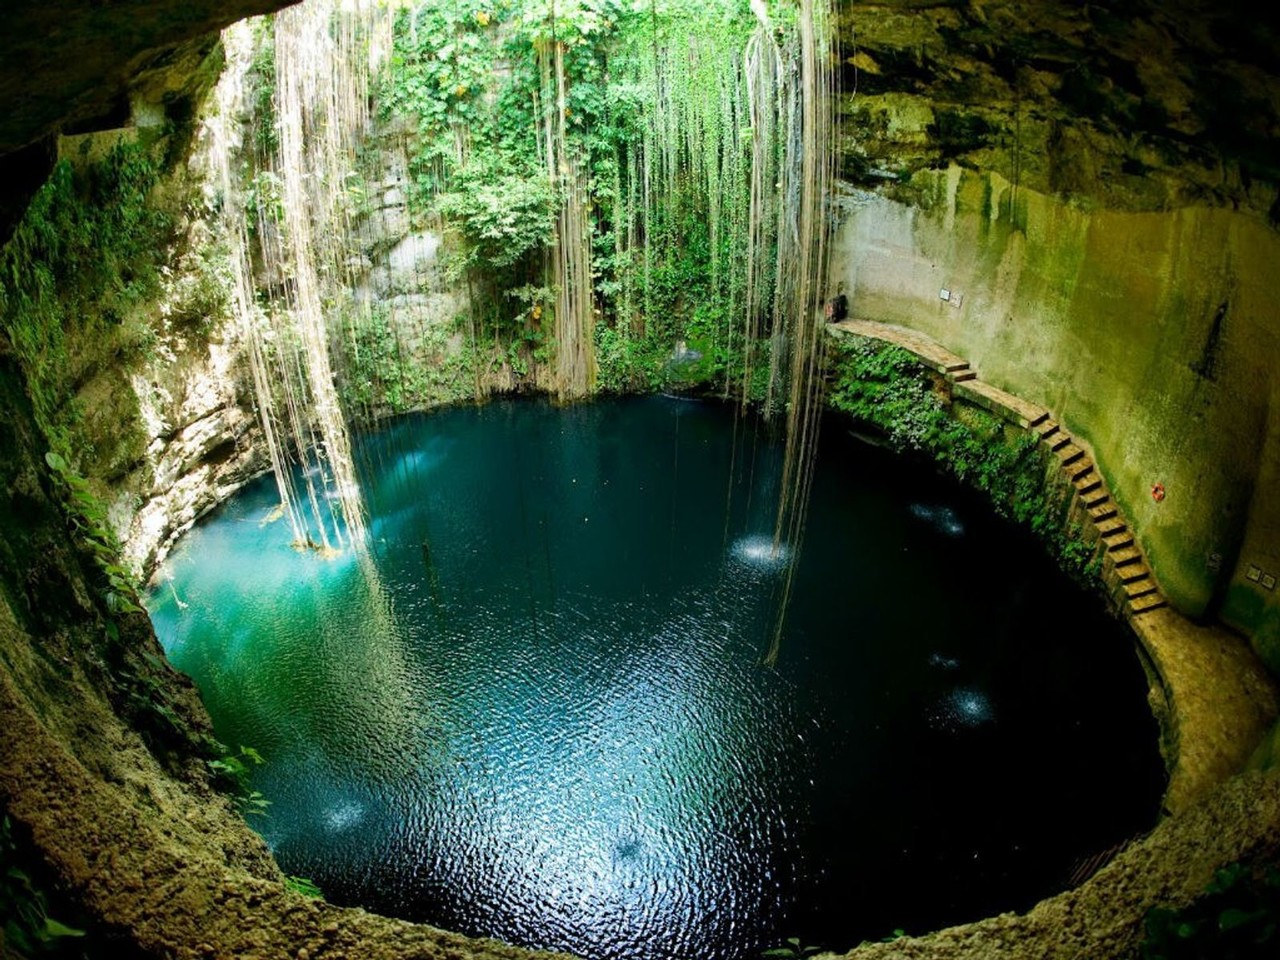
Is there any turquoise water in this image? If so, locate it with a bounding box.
[149,396,1164,960]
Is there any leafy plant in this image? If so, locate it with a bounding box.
[1141,862,1280,959]
[370,0,773,392]
[0,815,86,957]
[284,875,324,899]
[43,451,141,617]
[436,160,555,273]
[0,144,169,459]
[762,936,822,958]
[827,336,1099,584]
[208,744,271,818]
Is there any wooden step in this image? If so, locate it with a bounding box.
[1095,517,1127,537]
[1103,531,1135,551]
[1083,489,1110,508]
[1108,545,1143,567]
[1027,409,1049,428]
[1066,458,1094,481]
[1114,562,1149,584]
[1056,443,1086,466]
[1047,431,1072,451]
[941,359,970,374]
[1129,593,1167,614]
[950,368,978,382]
[1123,575,1157,598]
[1036,419,1061,439]
[1089,502,1118,522]
[1074,474,1103,495]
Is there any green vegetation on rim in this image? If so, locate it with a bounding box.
[0,815,86,959]
[369,0,802,399]
[1141,860,1280,959]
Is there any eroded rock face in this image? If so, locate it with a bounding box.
[839,0,1280,218]
[0,1,299,155]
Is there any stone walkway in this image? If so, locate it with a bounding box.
[829,318,1279,812]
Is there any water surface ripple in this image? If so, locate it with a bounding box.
[149,397,1164,960]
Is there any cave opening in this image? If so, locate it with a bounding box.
[2,0,1279,959]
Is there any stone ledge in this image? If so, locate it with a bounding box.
[952,379,1049,429]
[831,319,972,375]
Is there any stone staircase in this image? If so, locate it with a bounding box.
[830,319,1166,617]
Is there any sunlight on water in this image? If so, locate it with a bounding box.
[908,503,965,538]
[323,801,366,833]
[148,398,1163,960]
[929,687,997,732]
[729,534,792,572]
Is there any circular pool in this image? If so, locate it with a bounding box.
[147,396,1164,960]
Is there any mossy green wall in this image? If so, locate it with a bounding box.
[831,167,1280,666]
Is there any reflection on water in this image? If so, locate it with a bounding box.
[909,502,966,538]
[729,534,792,573]
[930,687,997,732]
[149,397,1164,960]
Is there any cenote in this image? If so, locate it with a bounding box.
[147,396,1165,960]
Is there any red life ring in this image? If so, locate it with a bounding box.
[1151,482,1166,502]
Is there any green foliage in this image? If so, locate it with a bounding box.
[208,744,272,818]
[337,306,478,415]
[41,449,196,760]
[762,937,822,959]
[1,815,86,958]
[435,158,555,272]
[284,875,325,899]
[1142,862,1280,959]
[42,451,141,617]
[594,322,668,393]
[246,22,279,156]
[165,236,232,336]
[0,143,168,459]
[827,337,1098,583]
[374,0,770,391]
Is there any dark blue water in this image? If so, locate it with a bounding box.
[148,396,1164,959]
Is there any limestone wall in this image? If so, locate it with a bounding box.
[830,167,1280,670]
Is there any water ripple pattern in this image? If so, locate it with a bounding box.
[149,397,1165,960]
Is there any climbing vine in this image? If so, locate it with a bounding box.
[375,0,827,397]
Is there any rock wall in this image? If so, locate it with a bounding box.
[110,55,475,577]
[343,129,481,410]
[118,311,265,576]
[832,0,1280,673]
[45,100,270,578]
[829,170,1280,668]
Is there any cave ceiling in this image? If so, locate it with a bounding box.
[0,0,300,156]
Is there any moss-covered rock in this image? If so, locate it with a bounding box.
[831,165,1280,655]
[837,0,1280,217]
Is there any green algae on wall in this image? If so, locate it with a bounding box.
[0,144,168,472]
[831,166,1280,648]
[1226,585,1280,679]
